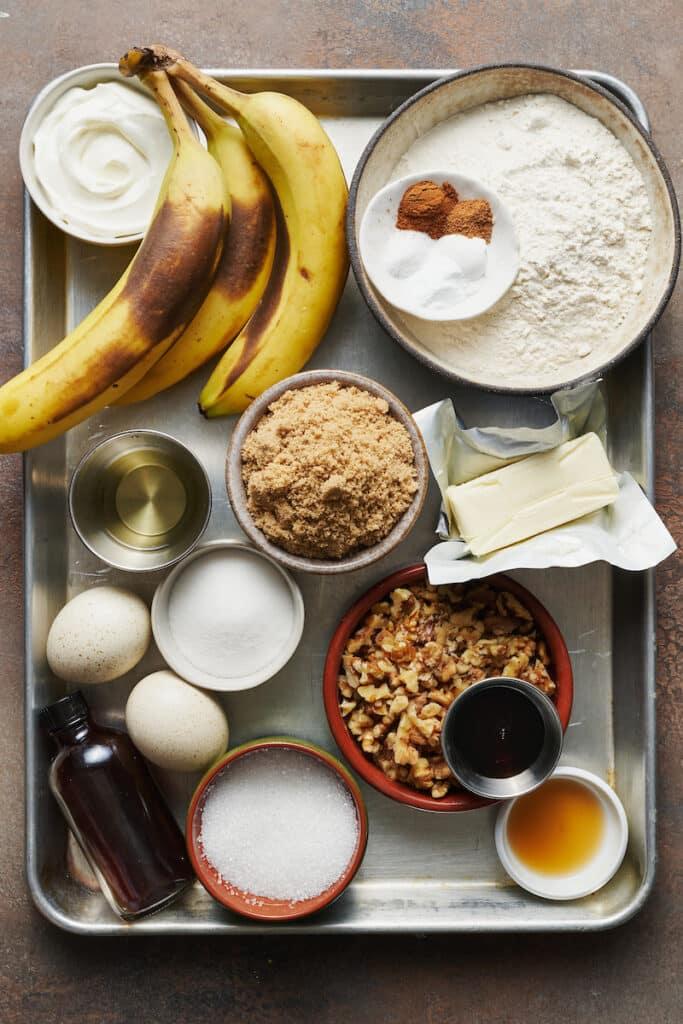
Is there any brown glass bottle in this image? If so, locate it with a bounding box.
[40,692,194,920]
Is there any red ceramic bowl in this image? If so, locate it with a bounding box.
[186,737,368,921]
[323,566,573,812]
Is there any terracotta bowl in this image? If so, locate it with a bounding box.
[226,369,429,575]
[186,737,369,922]
[347,63,680,394]
[323,565,573,812]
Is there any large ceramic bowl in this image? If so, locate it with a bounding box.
[323,565,574,812]
[347,63,680,394]
[226,369,429,575]
[187,738,369,922]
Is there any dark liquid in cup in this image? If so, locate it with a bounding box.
[451,687,545,779]
[41,693,194,920]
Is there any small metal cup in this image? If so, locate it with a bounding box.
[441,677,563,800]
[69,430,212,572]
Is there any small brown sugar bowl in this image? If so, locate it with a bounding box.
[226,369,429,575]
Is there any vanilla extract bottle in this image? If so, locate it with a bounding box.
[40,692,194,920]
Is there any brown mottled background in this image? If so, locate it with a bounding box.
[0,2,680,1022]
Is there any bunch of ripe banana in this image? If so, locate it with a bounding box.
[0,46,349,453]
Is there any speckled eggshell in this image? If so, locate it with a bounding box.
[125,670,229,772]
[46,586,151,684]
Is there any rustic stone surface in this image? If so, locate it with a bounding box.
[0,2,680,1021]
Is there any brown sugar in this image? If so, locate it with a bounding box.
[241,382,418,559]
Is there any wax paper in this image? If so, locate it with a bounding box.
[413,385,676,584]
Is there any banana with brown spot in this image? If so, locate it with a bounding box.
[117,78,276,404]
[120,46,349,417]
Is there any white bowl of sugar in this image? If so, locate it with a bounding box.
[151,539,305,692]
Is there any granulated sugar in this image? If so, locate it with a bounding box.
[167,547,296,680]
[199,749,360,902]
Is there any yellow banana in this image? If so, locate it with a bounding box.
[0,69,226,453]
[121,47,349,416]
[117,78,276,404]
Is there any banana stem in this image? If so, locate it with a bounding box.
[168,61,246,120]
[138,69,196,148]
[172,78,225,140]
[119,45,247,118]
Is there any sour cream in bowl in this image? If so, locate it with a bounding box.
[359,170,519,321]
[20,64,174,245]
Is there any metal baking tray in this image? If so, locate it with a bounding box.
[24,68,656,933]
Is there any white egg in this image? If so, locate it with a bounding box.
[46,586,151,684]
[125,670,229,772]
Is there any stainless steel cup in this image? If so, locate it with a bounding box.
[69,430,212,572]
[441,677,563,800]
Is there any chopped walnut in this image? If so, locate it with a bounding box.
[339,582,557,799]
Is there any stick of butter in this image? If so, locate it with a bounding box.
[445,432,619,557]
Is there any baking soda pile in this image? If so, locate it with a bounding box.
[199,749,360,902]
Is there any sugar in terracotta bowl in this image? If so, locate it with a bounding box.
[323,565,573,812]
[187,737,368,921]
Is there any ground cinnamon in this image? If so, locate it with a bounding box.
[396,180,456,237]
[444,198,493,242]
[396,179,493,243]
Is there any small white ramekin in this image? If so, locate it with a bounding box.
[358,169,520,322]
[20,63,157,246]
[495,766,629,901]
[151,539,305,693]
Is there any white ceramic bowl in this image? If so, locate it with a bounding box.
[151,539,305,692]
[495,766,628,900]
[359,170,519,321]
[20,63,163,246]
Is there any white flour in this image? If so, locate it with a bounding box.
[395,94,652,388]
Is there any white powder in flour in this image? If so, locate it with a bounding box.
[395,94,652,388]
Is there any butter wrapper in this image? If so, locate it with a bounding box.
[414,384,676,583]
